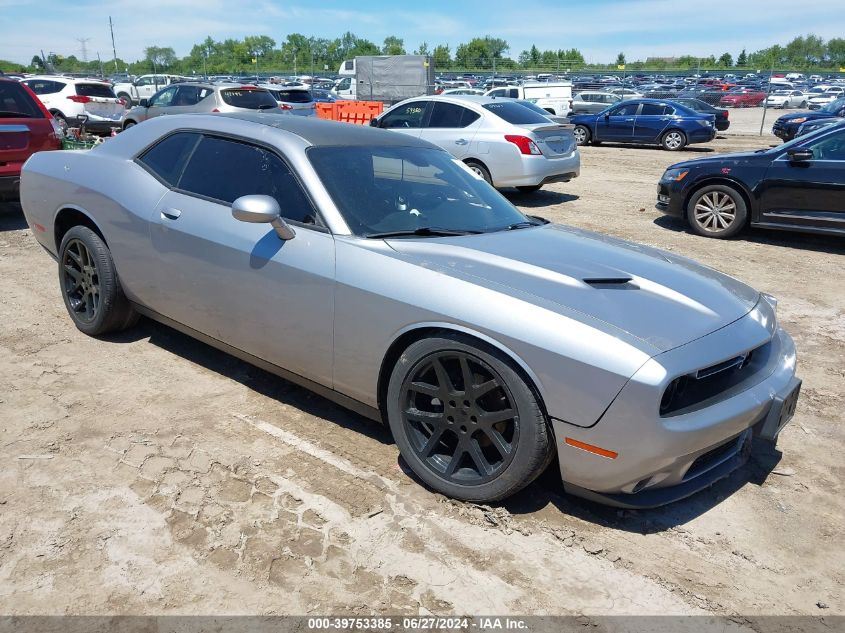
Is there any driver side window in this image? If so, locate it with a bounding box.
[610,103,640,116]
[149,86,177,107]
[806,130,845,161]
[380,101,427,128]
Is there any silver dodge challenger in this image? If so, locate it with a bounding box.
[20,113,801,507]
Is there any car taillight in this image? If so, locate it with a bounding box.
[279,104,293,110]
[504,135,542,155]
[50,117,64,141]
[67,95,92,103]
[211,108,220,112]
[722,110,729,118]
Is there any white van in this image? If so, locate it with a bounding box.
[484,82,573,116]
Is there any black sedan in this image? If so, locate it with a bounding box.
[670,98,730,131]
[772,97,845,141]
[656,123,845,238]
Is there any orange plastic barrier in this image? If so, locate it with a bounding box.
[316,101,384,125]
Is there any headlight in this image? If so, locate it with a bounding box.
[791,117,808,124]
[662,168,689,182]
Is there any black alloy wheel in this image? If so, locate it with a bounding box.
[62,237,101,323]
[387,336,554,502]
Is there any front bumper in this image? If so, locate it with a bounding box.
[772,124,795,141]
[555,301,799,508]
[655,179,685,217]
[493,150,581,188]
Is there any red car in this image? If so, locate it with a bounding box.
[0,78,63,200]
[719,89,766,108]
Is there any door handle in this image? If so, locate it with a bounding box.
[160,207,182,220]
[455,139,468,145]
[624,118,635,121]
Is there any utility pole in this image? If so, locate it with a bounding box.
[97,52,103,77]
[108,16,118,72]
[76,37,91,62]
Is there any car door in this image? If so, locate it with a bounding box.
[419,101,481,158]
[758,127,845,231]
[146,133,335,385]
[633,103,673,142]
[143,86,178,119]
[377,100,429,139]
[594,102,639,142]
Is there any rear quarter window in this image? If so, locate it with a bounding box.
[24,80,65,95]
[0,82,43,118]
[76,83,117,98]
[137,132,201,186]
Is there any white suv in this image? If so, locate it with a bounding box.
[112,74,186,106]
[22,76,124,134]
[484,82,573,116]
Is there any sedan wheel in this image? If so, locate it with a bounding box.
[687,185,747,239]
[573,125,590,145]
[387,336,553,502]
[59,226,138,335]
[661,130,686,151]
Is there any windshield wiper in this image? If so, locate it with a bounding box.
[365,227,483,239]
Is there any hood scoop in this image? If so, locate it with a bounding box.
[583,277,635,289]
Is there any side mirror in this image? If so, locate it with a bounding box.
[231,195,296,240]
[787,148,813,163]
[369,118,379,127]
[139,98,149,108]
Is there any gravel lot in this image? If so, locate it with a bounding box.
[0,108,842,619]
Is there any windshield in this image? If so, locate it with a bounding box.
[482,101,550,124]
[821,98,845,113]
[276,89,313,103]
[308,146,531,237]
[220,88,278,109]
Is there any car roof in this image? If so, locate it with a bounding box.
[218,112,433,148]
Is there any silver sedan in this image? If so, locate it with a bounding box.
[371,95,580,193]
[20,114,800,507]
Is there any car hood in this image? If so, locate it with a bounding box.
[385,224,759,353]
[776,110,833,123]
[666,149,769,170]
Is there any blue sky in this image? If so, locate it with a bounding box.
[2,0,843,66]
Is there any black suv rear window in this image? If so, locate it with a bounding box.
[220,88,278,109]
[482,101,550,124]
[0,81,43,118]
[76,83,117,98]
[276,90,313,103]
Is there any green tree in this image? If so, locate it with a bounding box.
[415,41,430,56]
[558,48,584,65]
[616,52,626,66]
[382,36,405,55]
[827,38,845,66]
[144,46,176,69]
[432,44,451,69]
[718,52,733,67]
[736,48,747,66]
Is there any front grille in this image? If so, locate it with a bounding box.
[660,341,772,416]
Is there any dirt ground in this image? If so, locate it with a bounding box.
[0,108,842,619]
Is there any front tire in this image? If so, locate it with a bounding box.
[573,125,591,145]
[686,184,747,239]
[661,129,687,151]
[58,226,138,336]
[386,335,553,502]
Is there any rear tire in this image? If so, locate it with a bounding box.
[117,93,132,107]
[686,184,747,239]
[58,226,138,336]
[386,334,554,502]
[661,129,687,151]
[464,160,492,185]
[516,185,542,193]
[123,120,136,130]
